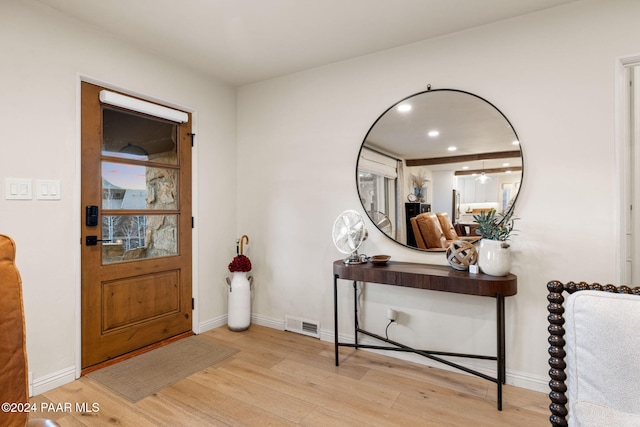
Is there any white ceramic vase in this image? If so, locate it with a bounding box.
[478,239,511,276]
[227,272,251,331]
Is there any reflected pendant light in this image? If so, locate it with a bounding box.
[476,161,491,184]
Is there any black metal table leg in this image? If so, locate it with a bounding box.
[334,274,339,366]
[353,281,358,349]
[497,293,505,410]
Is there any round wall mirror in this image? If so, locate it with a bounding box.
[356,88,522,251]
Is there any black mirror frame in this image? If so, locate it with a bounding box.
[356,88,524,251]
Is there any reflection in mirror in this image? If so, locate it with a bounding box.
[357,89,522,251]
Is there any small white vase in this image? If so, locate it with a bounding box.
[227,272,251,331]
[478,239,511,276]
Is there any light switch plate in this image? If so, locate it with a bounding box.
[5,178,32,200]
[36,179,61,200]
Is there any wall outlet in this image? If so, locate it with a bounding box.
[387,308,398,321]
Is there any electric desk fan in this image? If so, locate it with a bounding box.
[332,210,367,264]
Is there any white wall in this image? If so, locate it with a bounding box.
[0,0,237,391]
[432,170,455,216]
[237,0,639,392]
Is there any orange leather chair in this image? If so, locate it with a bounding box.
[436,212,481,243]
[410,212,449,249]
[0,235,60,427]
[410,212,480,250]
[436,212,459,241]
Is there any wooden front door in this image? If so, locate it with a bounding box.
[80,82,192,369]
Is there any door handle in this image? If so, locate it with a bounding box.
[85,236,112,246]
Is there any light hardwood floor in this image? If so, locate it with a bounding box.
[31,325,549,426]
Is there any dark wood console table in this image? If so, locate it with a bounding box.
[333,260,517,410]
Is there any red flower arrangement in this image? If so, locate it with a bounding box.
[228,255,252,272]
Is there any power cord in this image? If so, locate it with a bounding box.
[385,319,395,339]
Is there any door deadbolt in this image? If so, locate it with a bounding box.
[86,205,99,226]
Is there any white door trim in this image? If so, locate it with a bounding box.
[615,55,640,285]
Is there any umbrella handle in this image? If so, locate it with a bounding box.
[239,235,249,255]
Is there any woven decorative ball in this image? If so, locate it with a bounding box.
[446,240,478,271]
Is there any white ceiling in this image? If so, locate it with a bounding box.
[36,0,578,86]
[363,89,522,174]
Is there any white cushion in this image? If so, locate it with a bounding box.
[565,291,640,426]
[573,401,640,427]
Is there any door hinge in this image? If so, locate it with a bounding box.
[188,133,195,147]
[191,217,195,228]
[192,298,195,310]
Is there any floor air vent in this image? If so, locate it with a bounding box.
[285,315,320,338]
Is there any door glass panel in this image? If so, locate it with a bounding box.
[102,215,178,264]
[102,162,178,210]
[102,108,178,165]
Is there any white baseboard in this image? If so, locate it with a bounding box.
[507,369,549,393]
[198,313,285,333]
[198,314,228,333]
[251,313,285,330]
[31,365,76,396]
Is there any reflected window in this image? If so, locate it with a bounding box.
[359,172,395,215]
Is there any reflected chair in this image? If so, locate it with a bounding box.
[410,212,480,250]
[0,234,60,427]
[547,281,640,427]
[436,212,481,244]
[410,212,448,249]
